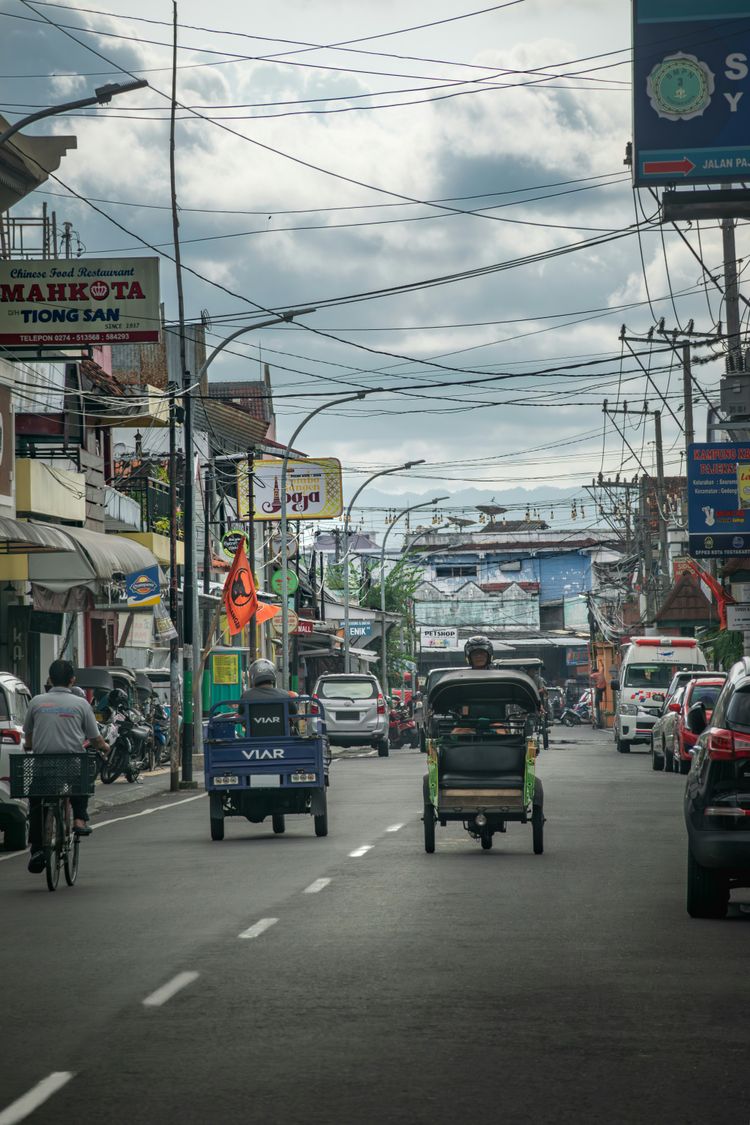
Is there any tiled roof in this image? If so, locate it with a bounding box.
[209,381,272,424]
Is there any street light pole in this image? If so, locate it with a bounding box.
[0,81,149,147]
[379,498,448,696]
[279,390,383,690]
[180,307,316,782]
[342,459,425,673]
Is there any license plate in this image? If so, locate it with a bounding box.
[291,772,316,783]
[214,775,239,785]
[337,711,359,720]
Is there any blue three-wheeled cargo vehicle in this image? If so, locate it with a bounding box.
[204,695,330,840]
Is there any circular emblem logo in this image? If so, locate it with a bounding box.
[230,566,254,607]
[704,535,714,550]
[733,536,744,549]
[222,529,247,559]
[89,280,110,300]
[271,568,299,595]
[132,573,157,596]
[647,53,714,121]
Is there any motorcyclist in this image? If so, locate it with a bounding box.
[241,659,299,734]
[464,635,493,670]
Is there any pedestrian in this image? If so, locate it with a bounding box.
[23,659,110,874]
[590,664,607,729]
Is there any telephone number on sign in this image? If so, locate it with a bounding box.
[3,331,150,344]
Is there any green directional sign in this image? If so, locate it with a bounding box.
[271,568,298,595]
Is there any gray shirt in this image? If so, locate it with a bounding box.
[23,687,100,754]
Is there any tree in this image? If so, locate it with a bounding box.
[363,559,422,687]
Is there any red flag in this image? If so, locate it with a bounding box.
[222,541,258,636]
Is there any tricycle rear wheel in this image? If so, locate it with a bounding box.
[422,775,435,853]
[209,793,225,841]
[272,813,285,834]
[314,792,328,837]
[480,830,493,850]
[532,803,544,854]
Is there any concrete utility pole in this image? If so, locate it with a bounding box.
[653,410,671,601]
[682,342,695,454]
[722,218,743,374]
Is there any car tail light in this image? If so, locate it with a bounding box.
[704,806,750,818]
[377,694,386,715]
[706,729,750,760]
[0,728,21,745]
[310,695,320,716]
[668,701,680,713]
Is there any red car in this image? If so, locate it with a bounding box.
[671,677,725,775]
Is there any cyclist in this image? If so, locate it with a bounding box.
[23,659,109,875]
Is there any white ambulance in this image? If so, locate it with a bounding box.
[613,637,707,753]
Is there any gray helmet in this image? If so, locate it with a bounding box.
[249,659,277,688]
[464,635,493,664]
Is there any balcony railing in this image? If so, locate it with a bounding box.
[113,476,182,539]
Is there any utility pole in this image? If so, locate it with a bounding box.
[246,449,257,663]
[722,218,743,374]
[653,409,671,602]
[682,342,694,453]
[202,457,214,641]
[168,384,180,792]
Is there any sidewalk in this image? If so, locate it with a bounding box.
[89,756,205,816]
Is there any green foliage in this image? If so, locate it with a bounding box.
[699,627,743,670]
[362,559,422,683]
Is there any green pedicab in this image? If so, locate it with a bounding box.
[422,668,545,854]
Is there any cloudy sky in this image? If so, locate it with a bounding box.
[0,0,740,535]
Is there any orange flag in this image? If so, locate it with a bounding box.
[222,541,258,636]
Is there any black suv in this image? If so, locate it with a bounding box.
[684,657,750,918]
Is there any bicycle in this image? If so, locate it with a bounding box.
[10,753,96,892]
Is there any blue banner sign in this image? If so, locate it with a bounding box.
[125,564,161,607]
[349,621,373,639]
[687,442,750,557]
[633,1,750,186]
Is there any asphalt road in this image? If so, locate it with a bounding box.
[1,730,748,1125]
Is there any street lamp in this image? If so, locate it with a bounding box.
[342,459,425,673]
[379,499,448,696]
[279,389,383,690]
[0,81,150,147]
[180,306,317,785]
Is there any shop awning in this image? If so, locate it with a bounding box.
[0,516,76,555]
[28,523,162,592]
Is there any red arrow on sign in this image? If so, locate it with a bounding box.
[642,156,696,176]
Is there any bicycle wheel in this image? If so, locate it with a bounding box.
[44,804,62,892]
[63,802,79,887]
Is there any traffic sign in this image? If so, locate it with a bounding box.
[222,529,248,559]
[633,1,750,187]
[271,568,298,595]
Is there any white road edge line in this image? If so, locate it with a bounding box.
[349,845,373,857]
[142,971,200,1008]
[239,917,279,940]
[303,877,331,894]
[385,823,404,832]
[0,793,208,865]
[0,1072,74,1125]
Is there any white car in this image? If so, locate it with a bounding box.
[0,672,33,850]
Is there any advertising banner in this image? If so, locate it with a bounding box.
[237,458,343,522]
[420,627,459,649]
[632,1,750,186]
[125,564,161,607]
[0,256,160,346]
[687,441,750,556]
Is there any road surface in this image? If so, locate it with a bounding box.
[1,729,747,1124]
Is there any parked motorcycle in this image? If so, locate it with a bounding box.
[151,702,171,768]
[99,690,152,784]
[388,704,419,749]
[560,691,592,727]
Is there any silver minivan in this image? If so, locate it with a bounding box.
[313,673,389,756]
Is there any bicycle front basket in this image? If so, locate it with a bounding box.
[9,753,96,799]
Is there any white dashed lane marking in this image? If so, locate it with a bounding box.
[386,823,404,832]
[0,1073,74,1125]
[238,918,279,940]
[303,878,331,894]
[142,971,200,1008]
[349,845,373,858]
